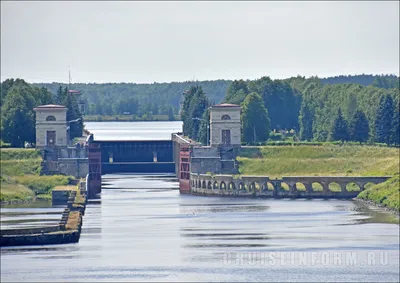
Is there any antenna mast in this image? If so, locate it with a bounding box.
[68,66,72,90]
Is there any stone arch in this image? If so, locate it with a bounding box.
[208,181,212,190]
[228,182,236,191]
[281,182,289,191]
[220,181,227,190]
[312,182,323,191]
[295,182,306,191]
[328,182,342,192]
[264,182,275,191]
[221,114,231,120]
[255,182,262,191]
[345,182,361,192]
[239,182,245,191]
[249,182,256,192]
[202,180,206,189]
[213,181,219,190]
[46,115,56,121]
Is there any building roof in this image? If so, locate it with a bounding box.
[212,103,241,108]
[33,104,67,110]
[68,90,82,94]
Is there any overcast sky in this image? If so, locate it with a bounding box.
[1,1,399,84]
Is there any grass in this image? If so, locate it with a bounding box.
[52,185,77,191]
[0,183,35,202]
[358,174,400,212]
[237,145,399,177]
[65,211,82,230]
[14,175,72,195]
[0,148,75,202]
[0,148,41,160]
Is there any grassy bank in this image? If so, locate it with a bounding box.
[237,145,399,177]
[0,148,73,203]
[358,174,400,213]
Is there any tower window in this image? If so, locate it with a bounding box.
[46,115,56,121]
[221,115,231,120]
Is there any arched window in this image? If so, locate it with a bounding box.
[221,115,231,120]
[46,115,56,121]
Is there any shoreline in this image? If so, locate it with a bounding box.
[354,197,400,217]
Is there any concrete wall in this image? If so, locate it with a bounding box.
[58,158,88,178]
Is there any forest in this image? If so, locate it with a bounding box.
[183,74,399,146]
[34,80,230,118]
[1,74,399,147]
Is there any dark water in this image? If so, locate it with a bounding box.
[1,122,399,282]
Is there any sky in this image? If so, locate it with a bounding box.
[1,1,399,84]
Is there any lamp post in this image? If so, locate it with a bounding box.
[67,118,82,146]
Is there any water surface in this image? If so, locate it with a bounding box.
[1,121,398,282]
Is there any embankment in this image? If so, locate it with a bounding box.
[0,178,87,247]
[0,148,74,204]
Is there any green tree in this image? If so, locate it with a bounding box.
[181,85,209,140]
[65,92,83,140]
[1,86,36,147]
[55,85,64,104]
[390,102,399,146]
[198,108,210,145]
[167,106,175,121]
[349,110,369,144]
[330,108,349,142]
[299,101,313,141]
[375,94,394,145]
[241,92,270,144]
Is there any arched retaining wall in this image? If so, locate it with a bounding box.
[189,173,391,198]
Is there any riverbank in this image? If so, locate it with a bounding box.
[0,148,74,204]
[235,144,399,211]
[357,174,399,213]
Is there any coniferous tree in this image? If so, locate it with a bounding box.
[349,110,369,144]
[375,94,394,145]
[330,108,349,142]
[198,108,210,145]
[181,85,209,140]
[390,103,400,146]
[65,92,83,140]
[167,106,175,121]
[241,92,270,144]
[55,86,63,104]
[299,101,313,141]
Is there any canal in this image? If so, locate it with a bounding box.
[1,121,399,282]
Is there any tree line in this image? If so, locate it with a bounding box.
[219,75,399,146]
[1,79,83,147]
[34,80,231,120]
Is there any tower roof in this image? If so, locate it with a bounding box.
[33,104,67,111]
[211,103,241,108]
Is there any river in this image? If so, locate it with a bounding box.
[1,121,399,282]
